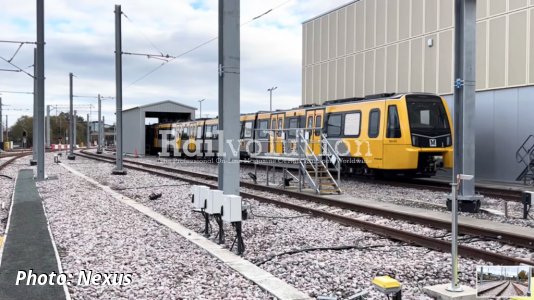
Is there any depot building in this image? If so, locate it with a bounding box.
[301,0,534,181]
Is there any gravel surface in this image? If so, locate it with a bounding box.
[112,151,534,228]
[67,153,501,299]
[37,155,271,299]
[0,158,31,236]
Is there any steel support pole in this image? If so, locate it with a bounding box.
[453,0,478,202]
[102,116,105,147]
[87,113,90,148]
[5,115,8,141]
[73,110,77,149]
[31,48,37,164]
[0,97,3,146]
[217,0,240,195]
[97,94,102,153]
[46,105,50,148]
[112,4,126,175]
[447,180,462,292]
[68,72,75,160]
[36,0,45,179]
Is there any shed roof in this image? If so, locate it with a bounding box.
[123,100,197,112]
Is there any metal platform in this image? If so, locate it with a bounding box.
[0,169,66,300]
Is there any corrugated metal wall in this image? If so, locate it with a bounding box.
[443,86,534,182]
[302,0,534,104]
[122,108,142,155]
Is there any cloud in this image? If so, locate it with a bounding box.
[0,0,352,125]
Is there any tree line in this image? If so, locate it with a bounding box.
[5,112,90,146]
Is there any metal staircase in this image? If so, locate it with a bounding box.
[516,135,534,184]
[297,130,341,194]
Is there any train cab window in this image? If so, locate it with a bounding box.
[243,121,253,138]
[196,125,203,139]
[315,116,322,136]
[368,109,381,138]
[277,119,283,137]
[257,120,269,139]
[326,114,341,137]
[387,105,401,138]
[182,127,189,139]
[343,112,361,136]
[271,119,276,131]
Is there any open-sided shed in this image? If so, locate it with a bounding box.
[122,100,196,156]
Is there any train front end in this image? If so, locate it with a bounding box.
[403,94,453,176]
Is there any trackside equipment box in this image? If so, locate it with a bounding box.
[221,194,242,222]
[206,189,224,215]
[191,185,210,210]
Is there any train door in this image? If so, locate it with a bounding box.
[305,109,324,155]
[269,113,284,153]
[366,104,385,169]
[188,124,197,156]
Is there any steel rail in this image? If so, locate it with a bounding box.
[79,150,534,250]
[76,151,533,266]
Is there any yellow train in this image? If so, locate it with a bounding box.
[148,92,453,176]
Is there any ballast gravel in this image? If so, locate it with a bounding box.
[127,152,534,228]
[64,154,500,299]
[36,156,271,299]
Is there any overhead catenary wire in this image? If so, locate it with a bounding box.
[0,56,34,78]
[126,0,294,87]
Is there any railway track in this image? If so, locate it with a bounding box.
[76,150,534,266]
[379,178,525,202]
[79,150,534,250]
[478,280,529,297]
[0,153,30,173]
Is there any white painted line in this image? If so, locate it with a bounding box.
[60,163,311,300]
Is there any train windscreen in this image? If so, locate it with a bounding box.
[406,96,450,134]
[406,95,451,147]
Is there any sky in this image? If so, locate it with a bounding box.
[0,0,352,127]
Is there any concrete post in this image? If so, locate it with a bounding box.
[68,72,75,160]
[112,4,126,175]
[217,0,240,195]
[453,0,479,206]
[36,0,46,179]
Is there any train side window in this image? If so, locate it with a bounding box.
[287,118,298,138]
[277,119,283,137]
[205,125,213,139]
[343,112,361,137]
[315,115,322,136]
[196,125,203,139]
[387,105,401,138]
[368,109,381,138]
[307,116,313,128]
[326,114,341,137]
[244,121,253,138]
[212,125,219,139]
[257,120,269,139]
